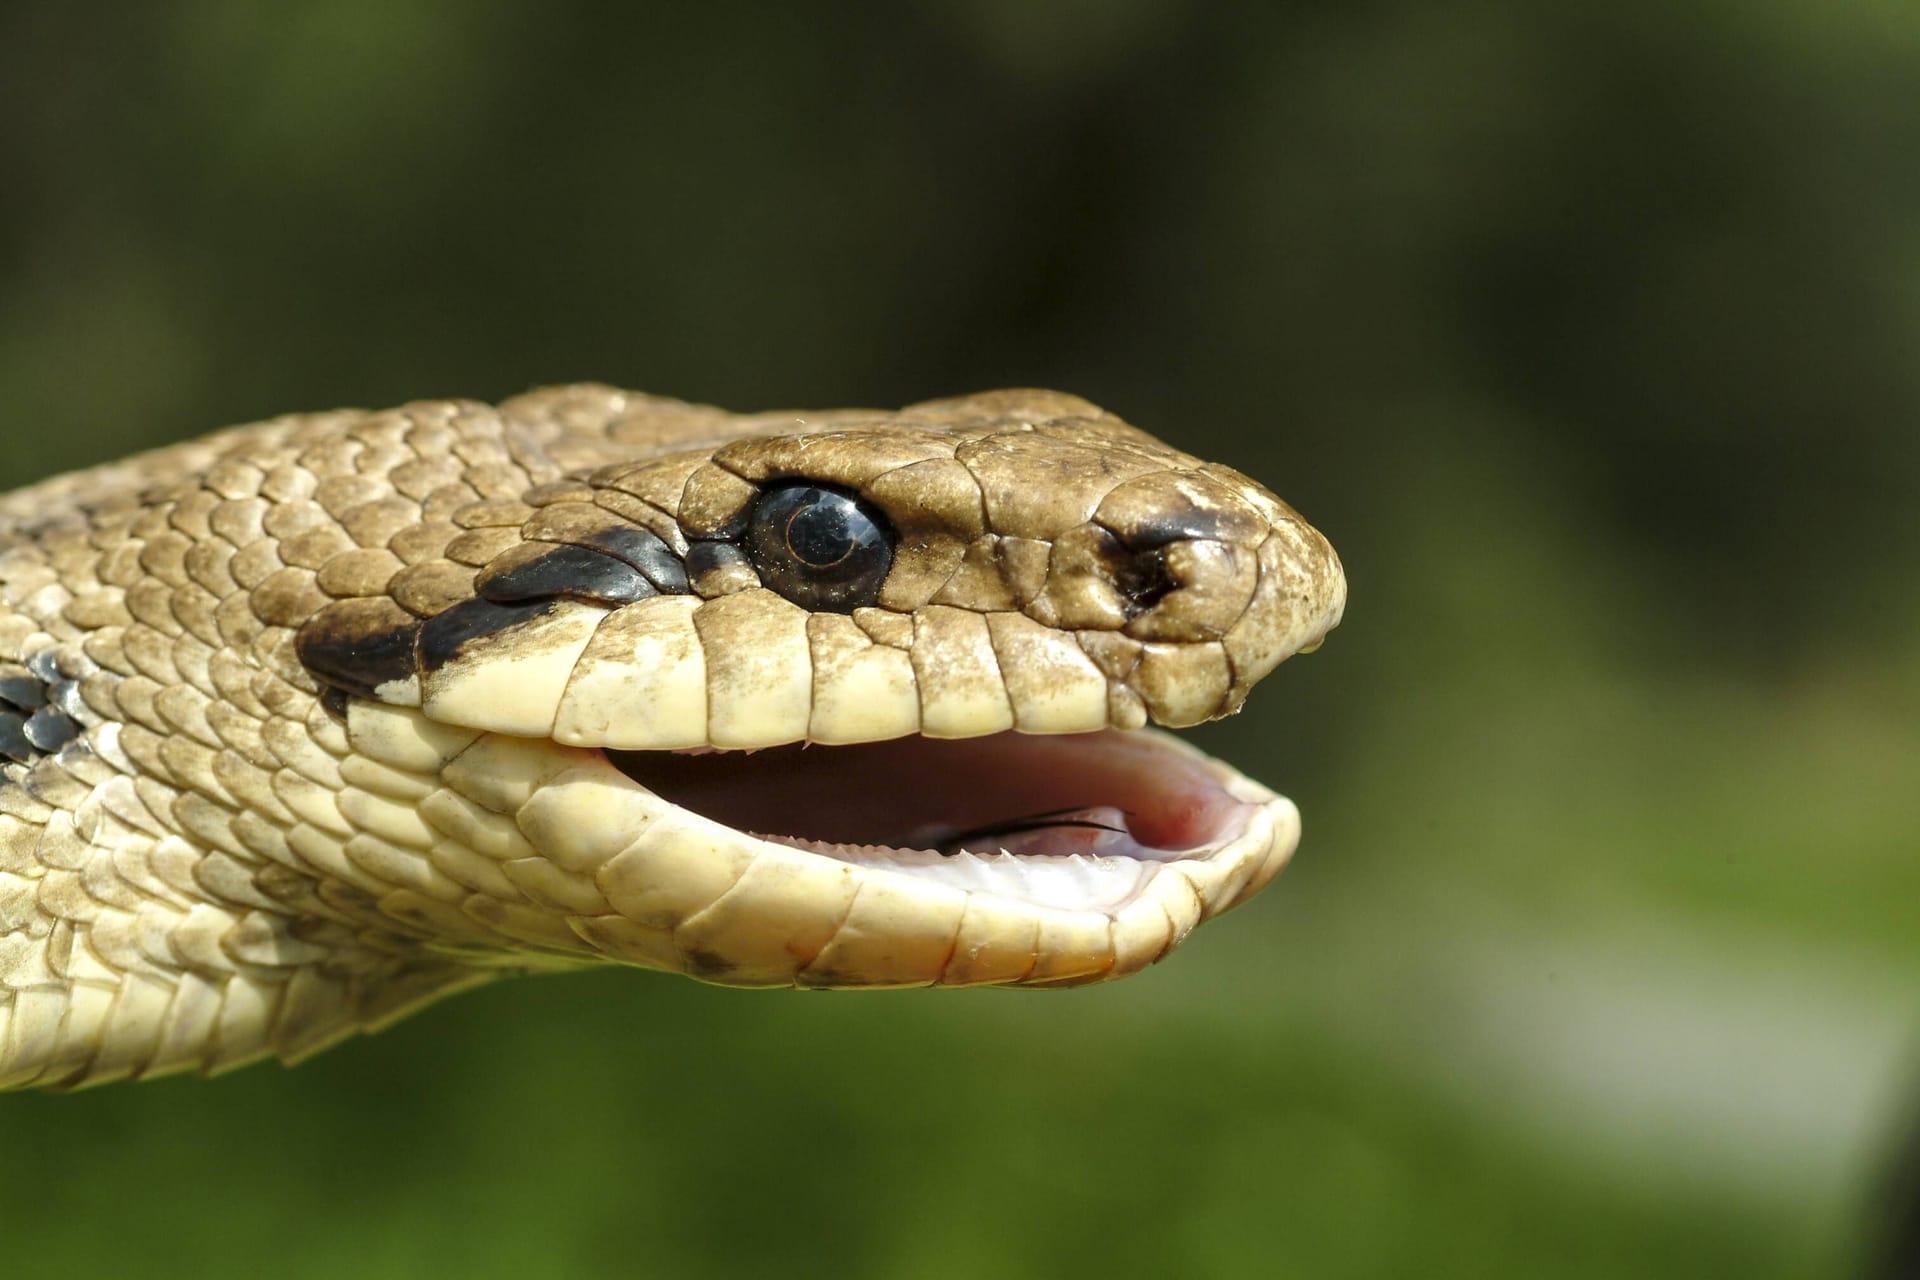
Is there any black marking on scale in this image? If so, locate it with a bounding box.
[295,598,422,701]
[0,659,82,765]
[415,598,560,673]
[477,544,658,608]
[577,525,689,594]
[299,526,701,700]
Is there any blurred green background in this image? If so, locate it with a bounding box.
[2,2,1917,1276]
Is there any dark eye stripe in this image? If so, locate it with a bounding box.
[576,525,689,594]
[296,597,423,698]
[299,522,698,702]
[417,598,558,672]
[477,543,658,608]
[298,484,893,706]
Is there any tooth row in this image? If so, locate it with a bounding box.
[770,842,1155,916]
[423,590,1134,749]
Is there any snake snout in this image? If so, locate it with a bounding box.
[1045,467,1346,729]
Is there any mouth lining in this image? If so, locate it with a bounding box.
[603,730,1259,917]
[604,729,1254,863]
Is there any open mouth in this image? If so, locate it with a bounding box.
[605,729,1280,917]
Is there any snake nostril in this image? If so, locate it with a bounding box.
[1110,543,1179,615]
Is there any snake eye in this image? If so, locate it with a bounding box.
[746,483,894,612]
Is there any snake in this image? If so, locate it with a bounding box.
[0,385,1345,1089]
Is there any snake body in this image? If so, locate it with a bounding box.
[0,386,1344,1089]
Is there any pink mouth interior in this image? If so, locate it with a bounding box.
[607,730,1251,859]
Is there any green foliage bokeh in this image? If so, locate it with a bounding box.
[1,3,1915,1276]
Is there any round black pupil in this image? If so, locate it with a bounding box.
[784,498,857,567]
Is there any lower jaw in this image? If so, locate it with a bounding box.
[361,701,1300,986]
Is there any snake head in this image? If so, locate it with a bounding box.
[293,387,1345,990]
[0,385,1345,1089]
